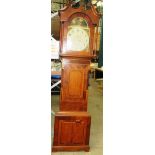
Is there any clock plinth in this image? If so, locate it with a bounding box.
[52,2,100,152]
[52,112,91,152]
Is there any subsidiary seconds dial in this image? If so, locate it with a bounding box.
[67,27,89,51]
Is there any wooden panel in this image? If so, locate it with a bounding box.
[59,120,86,145]
[59,121,73,145]
[62,63,88,100]
[72,121,86,144]
[51,15,60,40]
[68,70,84,97]
[60,61,89,111]
[52,112,91,152]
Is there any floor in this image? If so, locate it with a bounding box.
[51,78,103,155]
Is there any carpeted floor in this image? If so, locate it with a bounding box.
[51,78,103,155]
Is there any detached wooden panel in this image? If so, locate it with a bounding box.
[51,15,60,40]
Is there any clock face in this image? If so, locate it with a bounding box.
[67,27,89,51]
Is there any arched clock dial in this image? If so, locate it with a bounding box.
[67,27,89,51]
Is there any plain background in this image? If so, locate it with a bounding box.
[0,0,155,155]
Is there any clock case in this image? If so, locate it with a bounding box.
[52,2,100,152]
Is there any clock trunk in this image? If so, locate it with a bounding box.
[60,58,90,111]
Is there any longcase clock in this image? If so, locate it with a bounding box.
[52,1,100,152]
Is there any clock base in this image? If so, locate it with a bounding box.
[52,112,91,152]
